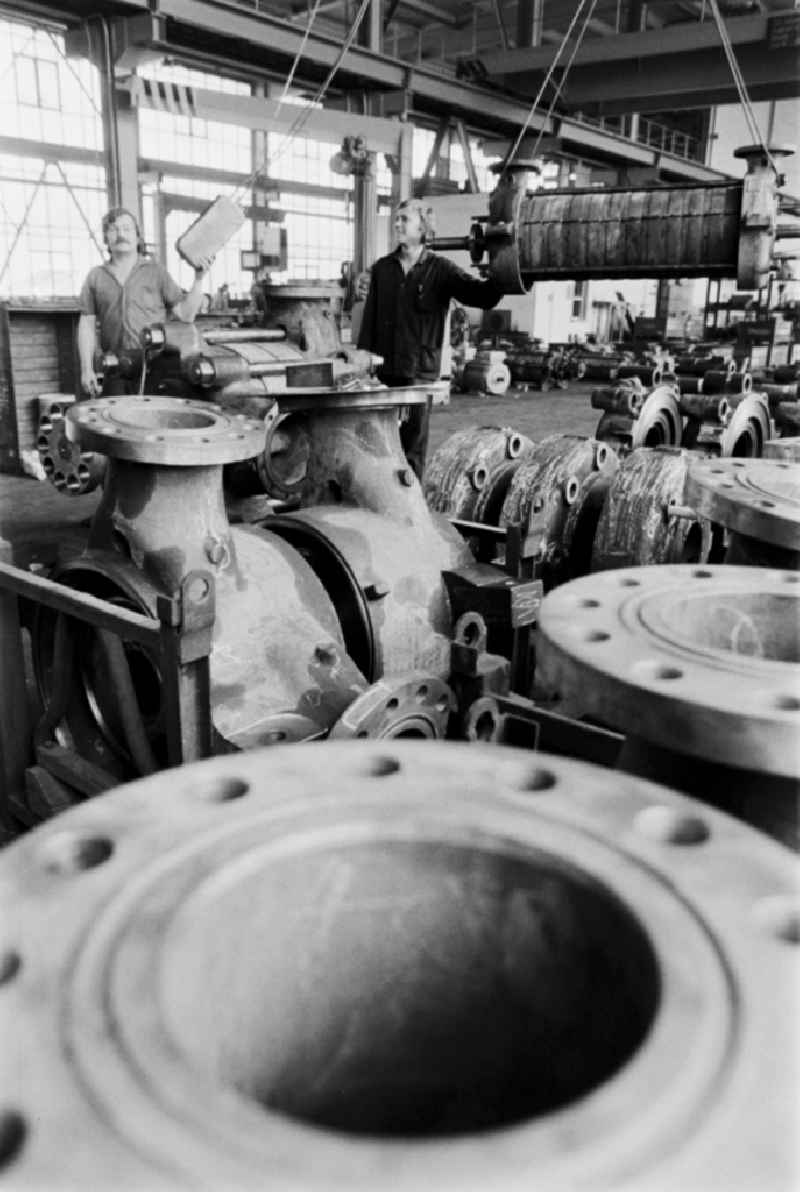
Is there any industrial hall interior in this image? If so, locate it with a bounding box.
[0,0,799,1185]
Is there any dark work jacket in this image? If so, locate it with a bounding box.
[357,247,502,383]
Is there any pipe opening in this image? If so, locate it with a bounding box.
[163,840,660,1138]
[115,407,218,431]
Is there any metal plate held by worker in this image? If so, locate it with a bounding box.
[67,396,266,466]
[0,741,797,1190]
[537,564,800,778]
[686,457,800,550]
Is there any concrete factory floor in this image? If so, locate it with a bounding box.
[0,382,600,563]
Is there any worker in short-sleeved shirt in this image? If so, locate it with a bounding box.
[77,207,213,396]
[357,199,502,474]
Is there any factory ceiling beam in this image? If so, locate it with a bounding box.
[119,0,557,135]
[478,11,773,72]
[548,44,800,112]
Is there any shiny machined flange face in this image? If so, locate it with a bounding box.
[537,564,800,776]
[686,457,800,550]
[1,742,798,1191]
[66,396,266,466]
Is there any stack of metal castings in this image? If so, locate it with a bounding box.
[537,563,800,845]
[686,455,800,570]
[36,395,105,496]
[593,379,683,453]
[425,429,726,579]
[1,739,797,1190]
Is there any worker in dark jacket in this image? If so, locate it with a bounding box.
[357,199,502,476]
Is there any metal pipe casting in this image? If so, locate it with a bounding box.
[537,564,800,842]
[595,383,682,453]
[1,740,797,1188]
[423,426,534,524]
[590,448,715,570]
[32,397,367,780]
[499,435,619,589]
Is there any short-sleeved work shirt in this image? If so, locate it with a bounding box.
[79,258,184,352]
[357,247,501,383]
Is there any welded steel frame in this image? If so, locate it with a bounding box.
[0,560,215,826]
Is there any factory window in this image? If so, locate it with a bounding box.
[274,193,353,281]
[571,280,587,320]
[0,17,105,297]
[137,63,252,174]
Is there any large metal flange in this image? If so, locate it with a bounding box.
[537,564,800,777]
[329,673,453,738]
[1,741,797,1190]
[66,396,266,466]
[686,457,800,550]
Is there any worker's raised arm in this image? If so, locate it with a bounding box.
[442,258,502,311]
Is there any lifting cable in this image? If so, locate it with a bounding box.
[706,0,779,176]
[231,0,372,204]
[501,0,598,172]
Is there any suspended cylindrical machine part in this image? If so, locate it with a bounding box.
[2,740,797,1189]
[686,456,800,570]
[537,564,800,844]
[594,382,683,453]
[423,425,534,525]
[499,435,619,589]
[481,149,787,292]
[590,448,716,570]
[31,397,367,783]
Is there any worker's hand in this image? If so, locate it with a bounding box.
[80,367,101,397]
[354,270,371,301]
[194,253,215,278]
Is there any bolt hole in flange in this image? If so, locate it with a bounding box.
[0,1111,27,1170]
[752,896,800,944]
[40,833,114,875]
[0,951,21,986]
[163,837,659,1137]
[634,806,710,846]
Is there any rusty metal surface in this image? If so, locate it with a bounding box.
[500,435,619,588]
[1,740,797,1189]
[268,506,471,681]
[423,426,534,523]
[537,564,800,778]
[591,448,714,570]
[686,457,800,551]
[67,396,266,466]
[329,673,453,738]
[595,383,682,453]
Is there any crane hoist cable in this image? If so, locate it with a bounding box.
[501,0,596,172]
